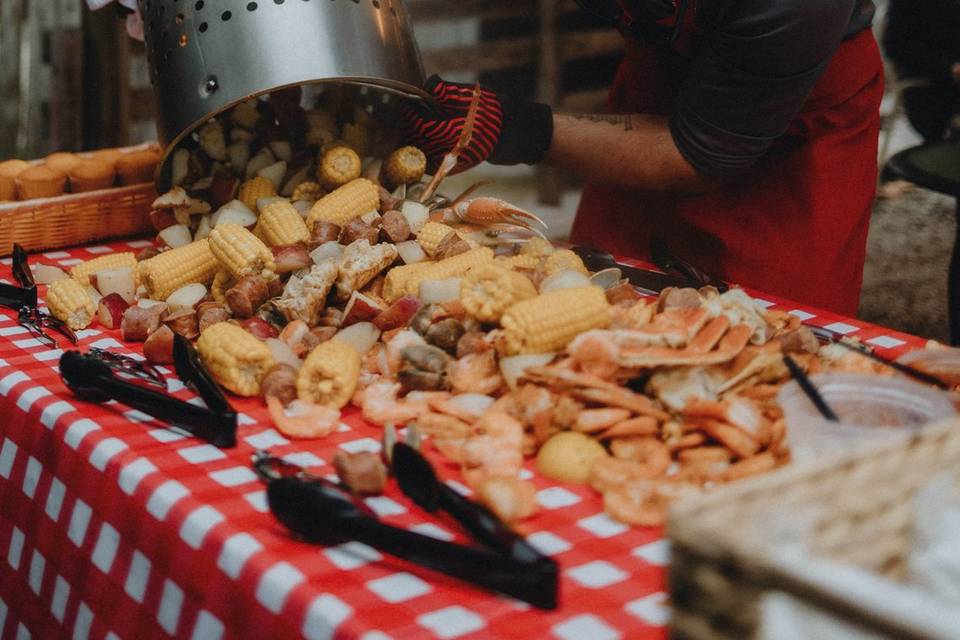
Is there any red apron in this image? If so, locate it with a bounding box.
[569,12,884,316]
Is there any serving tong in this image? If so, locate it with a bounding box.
[254,431,559,609]
[0,244,77,348]
[59,334,237,447]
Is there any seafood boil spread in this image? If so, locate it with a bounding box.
[32,87,899,530]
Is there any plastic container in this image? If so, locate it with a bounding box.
[778,373,956,462]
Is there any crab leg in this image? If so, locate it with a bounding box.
[419,83,483,204]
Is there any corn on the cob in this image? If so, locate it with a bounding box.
[543,249,588,276]
[306,109,338,146]
[401,247,494,299]
[500,286,611,355]
[47,278,96,330]
[258,200,310,246]
[210,270,234,303]
[496,254,542,271]
[519,237,556,259]
[292,181,324,202]
[138,239,221,301]
[70,252,138,286]
[384,146,426,189]
[306,178,379,229]
[341,123,372,157]
[461,264,538,324]
[296,339,361,409]
[238,176,277,211]
[196,322,275,397]
[209,223,276,279]
[383,261,434,302]
[318,146,362,191]
[416,222,459,258]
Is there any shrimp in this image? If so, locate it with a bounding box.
[461,412,525,486]
[361,381,426,426]
[609,437,672,477]
[474,477,538,523]
[267,397,341,439]
[385,329,427,374]
[573,408,632,434]
[448,350,504,395]
[567,330,622,380]
[603,479,700,527]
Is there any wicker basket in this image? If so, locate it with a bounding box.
[0,183,156,257]
[668,418,960,640]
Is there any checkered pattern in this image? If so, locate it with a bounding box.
[0,240,925,639]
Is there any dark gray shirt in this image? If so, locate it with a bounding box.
[672,0,875,177]
[582,0,876,177]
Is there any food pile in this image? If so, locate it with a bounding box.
[34,88,892,528]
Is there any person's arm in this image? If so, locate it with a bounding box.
[547,112,711,192]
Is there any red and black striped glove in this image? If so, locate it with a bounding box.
[400,76,554,174]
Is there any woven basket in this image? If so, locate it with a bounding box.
[0,183,156,257]
[668,418,960,640]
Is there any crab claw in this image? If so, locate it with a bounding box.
[463,224,548,246]
[453,197,547,230]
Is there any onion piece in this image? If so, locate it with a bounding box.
[264,338,303,370]
[539,269,591,294]
[310,241,343,265]
[499,353,557,390]
[138,298,165,308]
[400,201,429,234]
[448,393,495,419]
[419,278,461,304]
[396,240,427,265]
[31,264,68,285]
[333,321,381,357]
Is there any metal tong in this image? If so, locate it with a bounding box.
[649,237,729,292]
[0,244,77,348]
[59,334,237,447]
[255,444,559,609]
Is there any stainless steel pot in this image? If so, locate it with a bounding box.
[138,0,426,190]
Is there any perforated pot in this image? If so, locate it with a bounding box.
[138,0,426,190]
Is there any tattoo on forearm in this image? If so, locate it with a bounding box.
[563,113,635,131]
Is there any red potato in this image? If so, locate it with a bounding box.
[149,207,177,231]
[242,317,279,340]
[225,276,269,318]
[157,224,193,250]
[342,291,385,327]
[372,295,421,331]
[143,325,175,364]
[166,282,208,311]
[272,245,311,274]
[97,293,130,329]
[93,267,137,304]
[121,304,166,342]
[209,169,240,210]
[163,308,199,340]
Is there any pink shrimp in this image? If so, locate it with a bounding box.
[267,397,341,439]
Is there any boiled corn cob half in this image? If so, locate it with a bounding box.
[47,278,96,330]
[496,254,542,271]
[416,222,459,258]
[500,286,611,355]
[70,252,138,286]
[519,237,556,259]
[401,247,494,299]
[210,270,234,303]
[196,322,275,397]
[461,264,538,324]
[543,249,588,276]
[292,181,324,202]
[383,261,434,303]
[209,223,276,279]
[384,146,427,189]
[138,239,221,301]
[341,123,372,157]
[238,176,277,211]
[258,200,310,246]
[306,178,379,229]
[318,146,362,191]
[297,339,361,409]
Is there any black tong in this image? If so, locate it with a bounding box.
[0,244,77,348]
[256,445,559,609]
[649,237,728,292]
[59,334,237,447]
[571,242,729,294]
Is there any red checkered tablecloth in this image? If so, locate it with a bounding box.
[0,239,926,640]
